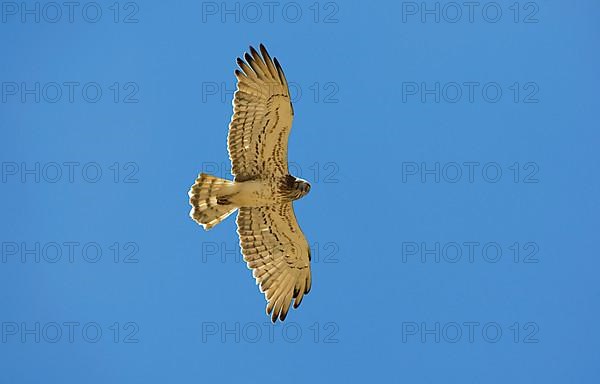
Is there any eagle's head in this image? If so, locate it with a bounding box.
[293,177,311,199]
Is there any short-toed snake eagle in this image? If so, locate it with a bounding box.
[189,44,312,322]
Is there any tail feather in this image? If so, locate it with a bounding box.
[189,173,237,230]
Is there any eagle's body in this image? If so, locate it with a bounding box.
[189,44,312,322]
[214,175,310,207]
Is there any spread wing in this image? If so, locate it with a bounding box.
[228,44,294,181]
[236,203,312,322]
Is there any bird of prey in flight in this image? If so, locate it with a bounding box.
[189,44,312,322]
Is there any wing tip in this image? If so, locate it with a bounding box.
[292,296,303,309]
[279,310,289,322]
[259,44,271,60]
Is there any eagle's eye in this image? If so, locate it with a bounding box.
[300,182,311,194]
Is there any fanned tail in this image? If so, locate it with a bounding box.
[188,173,237,230]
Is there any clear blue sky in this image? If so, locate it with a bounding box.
[1,1,599,383]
